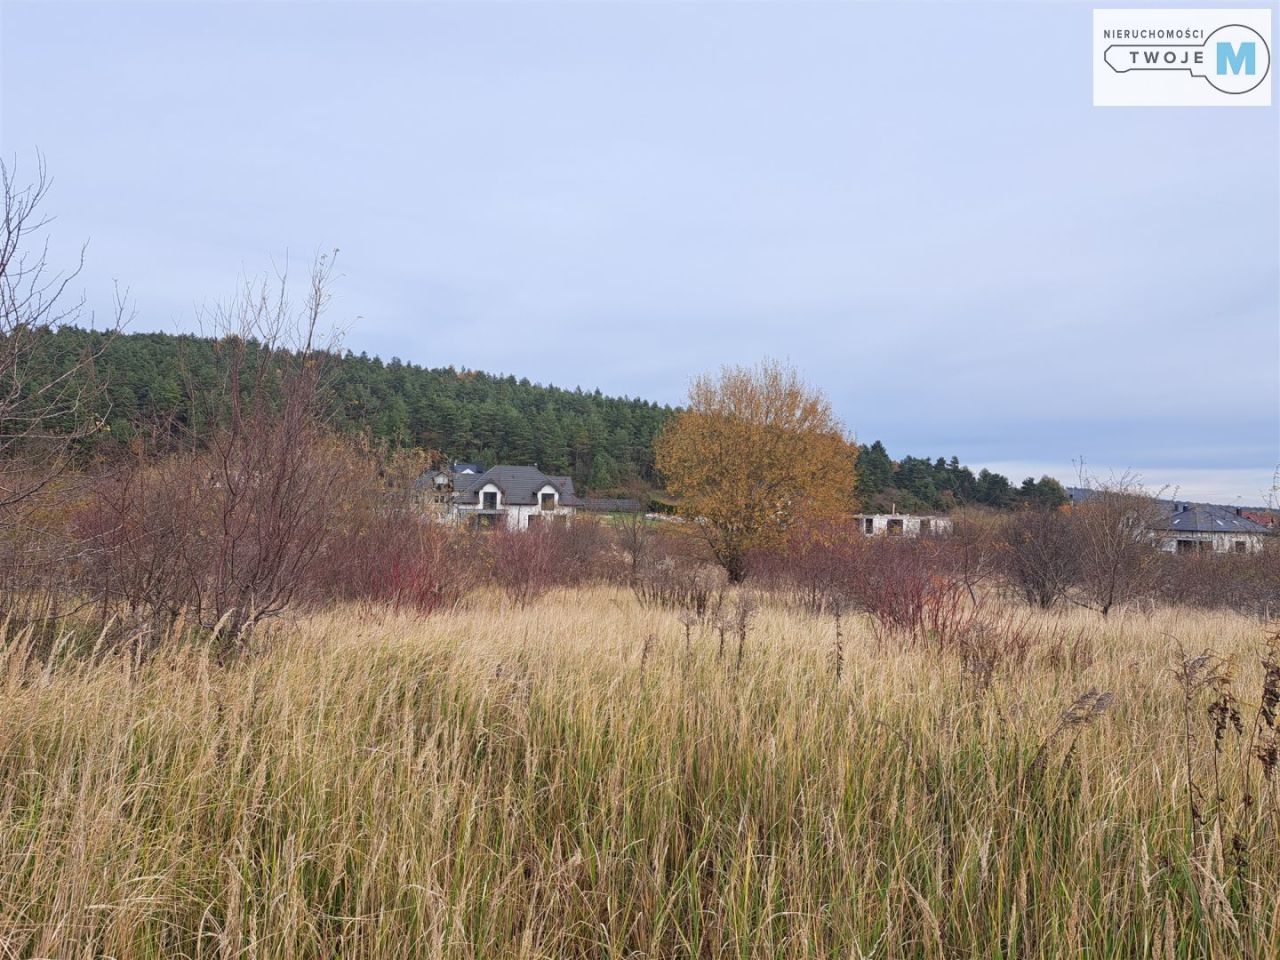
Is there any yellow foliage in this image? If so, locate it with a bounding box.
[654,359,856,580]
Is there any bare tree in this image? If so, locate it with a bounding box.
[612,479,654,584]
[1000,507,1078,609]
[0,157,119,615]
[946,506,1004,604]
[86,254,366,641]
[1069,473,1163,617]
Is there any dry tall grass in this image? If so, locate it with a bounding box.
[1,589,1277,958]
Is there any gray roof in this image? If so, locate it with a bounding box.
[1066,487,1271,535]
[452,465,583,507]
[1161,502,1270,535]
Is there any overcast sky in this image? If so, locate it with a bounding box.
[2,1,1277,502]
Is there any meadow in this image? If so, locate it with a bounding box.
[1,587,1277,959]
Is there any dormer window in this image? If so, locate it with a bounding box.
[540,491,556,511]
[482,490,498,510]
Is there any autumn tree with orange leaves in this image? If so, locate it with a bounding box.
[654,360,857,583]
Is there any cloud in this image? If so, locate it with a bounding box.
[2,1,1275,498]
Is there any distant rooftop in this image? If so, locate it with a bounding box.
[450,465,583,507]
[1065,487,1272,535]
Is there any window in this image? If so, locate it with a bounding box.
[863,517,874,535]
[919,518,931,535]
[482,490,498,511]
[887,518,904,537]
[1235,540,1248,554]
[540,491,556,511]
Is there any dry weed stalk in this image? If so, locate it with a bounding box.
[1175,649,1236,838]
[5,588,1280,956]
[677,611,698,669]
[833,608,844,681]
[1027,687,1115,780]
[733,596,755,672]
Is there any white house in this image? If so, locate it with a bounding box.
[1065,487,1273,555]
[853,512,953,538]
[1158,501,1270,554]
[420,464,581,531]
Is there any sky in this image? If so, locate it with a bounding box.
[1,0,1277,503]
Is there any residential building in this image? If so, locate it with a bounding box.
[853,512,953,538]
[1159,501,1270,554]
[1065,487,1272,554]
[419,463,581,530]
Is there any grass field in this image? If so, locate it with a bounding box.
[1,588,1277,958]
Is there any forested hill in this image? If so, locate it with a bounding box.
[42,327,1064,503]
[46,327,672,489]
[853,440,1066,514]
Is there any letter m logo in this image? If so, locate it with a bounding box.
[1217,41,1256,75]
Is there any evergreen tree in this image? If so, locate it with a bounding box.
[503,407,536,464]
[378,395,411,446]
[34,327,1067,502]
[587,450,620,490]
[1021,475,1068,508]
[898,456,942,510]
[534,405,570,474]
[976,469,1015,508]
[855,441,894,500]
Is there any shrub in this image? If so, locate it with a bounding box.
[311,495,476,617]
[850,538,982,649]
[1151,546,1280,617]
[1069,480,1163,616]
[999,508,1078,609]
[483,518,623,607]
[749,519,866,614]
[80,431,371,639]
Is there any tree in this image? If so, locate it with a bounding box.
[0,160,114,507]
[503,406,536,463]
[855,441,893,500]
[946,456,978,502]
[946,506,1003,603]
[377,394,411,446]
[86,254,366,640]
[976,469,1015,508]
[0,158,120,615]
[534,404,569,474]
[1020,475,1068,509]
[1000,506,1078,609]
[587,449,619,490]
[898,456,942,510]
[1070,474,1162,616]
[654,359,857,582]
[612,478,655,584]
